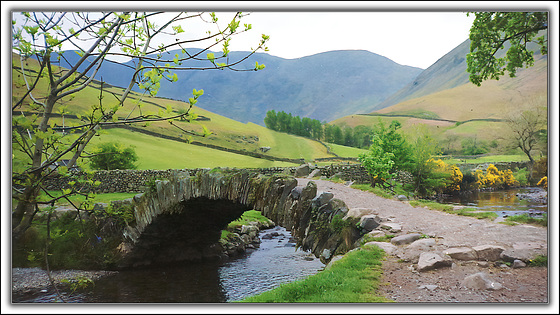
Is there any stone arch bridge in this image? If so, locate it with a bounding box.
[112,169,361,268]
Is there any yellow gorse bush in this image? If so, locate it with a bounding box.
[537,176,547,190]
[475,164,519,189]
[430,159,463,192]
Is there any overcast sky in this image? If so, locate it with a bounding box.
[215,11,475,69]
[7,2,557,69]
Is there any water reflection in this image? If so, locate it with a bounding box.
[220,226,324,301]
[13,226,324,303]
[87,261,227,303]
[440,187,548,218]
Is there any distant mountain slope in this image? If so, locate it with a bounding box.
[50,49,422,125]
[374,39,471,111]
[374,51,547,122]
[374,30,547,112]
[329,37,547,153]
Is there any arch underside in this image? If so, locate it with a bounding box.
[123,197,251,267]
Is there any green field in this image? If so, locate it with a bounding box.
[325,143,369,157]
[444,154,529,165]
[88,128,297,170]
[12,52,337,170]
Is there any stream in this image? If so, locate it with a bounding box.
[12,226,324,303]
[439,186,548,220]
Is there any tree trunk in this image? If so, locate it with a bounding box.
[12,185,40,245]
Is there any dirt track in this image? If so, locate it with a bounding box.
[297,178,549,304]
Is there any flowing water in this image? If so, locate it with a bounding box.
[439,186,548,220]
[13,226,324,303]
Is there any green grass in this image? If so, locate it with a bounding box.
[43,191,138,205]
[220,210,273,240]
[238,245,392,303]
[325,143,368,158]
[445,154,529,164]
[15,190,139,211]
[505,213,548,227]
[379,109,441,120]
[250,123,332,161]
[527,255,548,267]
[359,233,395,246]
[88,128,297,170]
[409,200,498,220]
[227,210,273,229]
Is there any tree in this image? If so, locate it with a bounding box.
[466,12,548,86]
[89,142,138,170]
[343,126,354,147]
[358,135,395,188]
[406,128,448,197]
[371,120,414,174]
[332,125,344,145]
[11,11,269,243]
[358,120,413,189]
[461,136,488,155]
[353,125,373,149]
[264,110,279,131]
[505,101,547,171]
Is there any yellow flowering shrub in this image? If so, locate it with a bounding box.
[476,164,519,189]
[430,159,463,192]
[537,176,547,190]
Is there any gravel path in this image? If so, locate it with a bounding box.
[11,268,116,294]
[297,178,549,303]
[12,179,550,304]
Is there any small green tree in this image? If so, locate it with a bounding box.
[371,120,414,174]
[461,136,488,155]
[358,135,395,188]
[89,142,138,170]
[406,128,448,197]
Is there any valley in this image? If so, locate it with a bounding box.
[10,10,549,307]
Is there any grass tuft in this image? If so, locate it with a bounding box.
[505,213,547,227]
[238,245,392,303]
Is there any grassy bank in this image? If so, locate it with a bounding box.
[220,210,273,240]
[503,213,548,227]
[238,245,391,303]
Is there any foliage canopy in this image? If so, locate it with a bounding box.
[466,12,548,86]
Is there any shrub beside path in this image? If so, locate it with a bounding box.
[297,178,549,304]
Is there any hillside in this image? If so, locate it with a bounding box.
[330,35,547,154]
[49,49,422,125]
[12,53,365,171]
[374,30,547,111]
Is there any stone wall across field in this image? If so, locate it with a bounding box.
[43,164,374,194]
[42,160,531,194]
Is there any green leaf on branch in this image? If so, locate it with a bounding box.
[172,25,184,34]
[255,61,266,70]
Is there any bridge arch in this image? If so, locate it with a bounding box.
[114,169,360,268]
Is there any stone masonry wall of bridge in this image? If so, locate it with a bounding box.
[111,169,361,268]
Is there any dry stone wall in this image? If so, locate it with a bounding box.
[43,165,374,194]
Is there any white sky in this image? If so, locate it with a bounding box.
[5,2,558,69]
[221,11,475,69]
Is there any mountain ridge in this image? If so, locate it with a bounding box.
[49,48,423,125]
